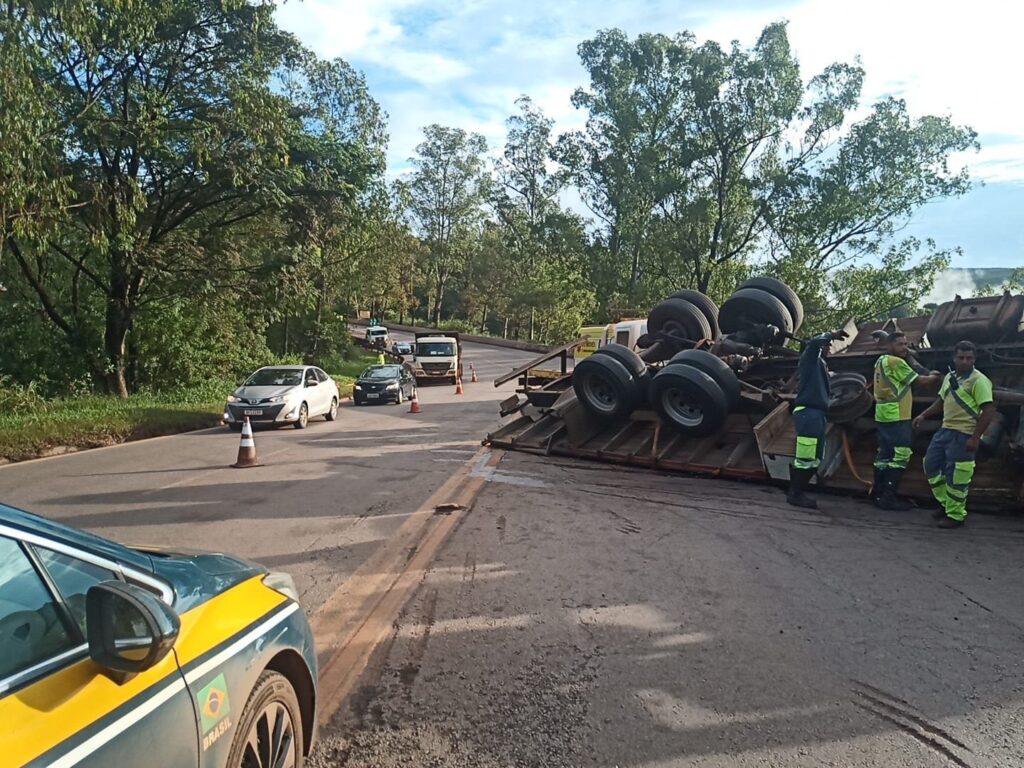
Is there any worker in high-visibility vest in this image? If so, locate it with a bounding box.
[871,331,942,510]
[377,351,386,365]
[787,328,850,510]
[913,340,996,529]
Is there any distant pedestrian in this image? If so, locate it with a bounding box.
[913,341,995,529]
[870,331,942,510]
[787,328,850,510]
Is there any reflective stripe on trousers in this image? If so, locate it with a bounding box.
[793,406,826,471]
[924,427,976,521]
[874,420,913,470]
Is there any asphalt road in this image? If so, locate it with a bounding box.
[0,334,535,610]
[6,334,1024,767]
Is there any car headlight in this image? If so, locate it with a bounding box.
[268,395,285,403]
[354,384,362,390]
[262,571,299,602]
[386,383,399,390]
[227,394,241,403]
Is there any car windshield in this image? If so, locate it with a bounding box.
[417,342,455,356]
[362,365,402,380]
[244,368,303,387]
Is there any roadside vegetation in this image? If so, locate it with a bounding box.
[0,351,379,462]
[0,2,991,453]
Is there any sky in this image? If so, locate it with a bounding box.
[276,0,1024,270]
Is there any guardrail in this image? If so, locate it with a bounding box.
[349,318,554,354]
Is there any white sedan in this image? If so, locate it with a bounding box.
[224,365,340,429]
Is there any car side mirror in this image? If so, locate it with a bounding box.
[306,380,318,387]
[86,581,180,682]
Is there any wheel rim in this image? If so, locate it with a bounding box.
[240,701,297,768]
[299,405,307,426]
[662,387,704,427]
[582,373,619,414]
[330,399,338,418]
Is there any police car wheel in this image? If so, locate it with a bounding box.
[227,670,304,768]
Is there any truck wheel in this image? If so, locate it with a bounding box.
[669,349,741,409]
[669,290,720,339]
[719,288,794,336]
[573,354,641,419]
[650,364,728,436]
[738,277,804,333]
[648,298,714,341]
[593,344,650,403]
[827,372,872,424]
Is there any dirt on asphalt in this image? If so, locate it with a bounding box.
[310,452,1024,768]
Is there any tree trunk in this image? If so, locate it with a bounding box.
[103,297,130,398]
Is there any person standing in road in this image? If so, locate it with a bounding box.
[913,341,996,529]
[787,329,850,509]
[871,331,943,510]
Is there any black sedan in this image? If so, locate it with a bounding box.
[353,364,417,405]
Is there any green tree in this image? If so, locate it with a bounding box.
[1,1,386,395]
[407,125,490,324]
[556,24,976,316]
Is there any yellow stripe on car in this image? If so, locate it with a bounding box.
[2,576,287,767]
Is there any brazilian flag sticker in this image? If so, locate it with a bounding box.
[197,673,231,734]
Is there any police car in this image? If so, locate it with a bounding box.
[0,503,318,767]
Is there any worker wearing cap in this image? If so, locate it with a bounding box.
[787,329,850,509]
[377,351,386,365]
[871,331,943,510]
[913,340,995,529]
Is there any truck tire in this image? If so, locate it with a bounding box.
[669,349,741,409]
[648,298,714,342]
[719,288,794,336]
[738,277,804,333]
[827,372,872,424]
[669,290,720,340]
[593,343,650,401]
[573,354,642,419]
[650,364,729,436]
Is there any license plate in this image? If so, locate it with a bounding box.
[244,409,263,416]
[367,394,379,399]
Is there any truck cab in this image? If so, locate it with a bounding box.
[411,333,462,385]
[365,325,390,347]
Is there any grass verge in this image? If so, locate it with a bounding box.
[0,352,379,463]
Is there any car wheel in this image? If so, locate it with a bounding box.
[650,364,729,436]
[396,389,404,405]
[572,354,642,420]
[738,277,804,333]
[325,397,339,421]
[669,290,721,340]
[225,670,304,768]
[719,288,794,336]
[293,403,308,429]
[669,349,741,410]
[648,297,714,341]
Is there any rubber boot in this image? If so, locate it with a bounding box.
[787,467,819,510]
[876,469,913,511]
[870,465,885,500]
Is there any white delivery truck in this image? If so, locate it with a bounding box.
[365,325,390,347]
[411,332,462,385]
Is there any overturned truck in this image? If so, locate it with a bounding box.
[486,279,1024,510]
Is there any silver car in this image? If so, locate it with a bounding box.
[224,365,340,429]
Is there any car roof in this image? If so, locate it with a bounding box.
[368,325,388,331]
[255,365,308,371]
[0,503,154,571]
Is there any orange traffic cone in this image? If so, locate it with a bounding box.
[470,363,478,383]
[409,389,421,413]
[455,377,464,395]
[231,418,261,468]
